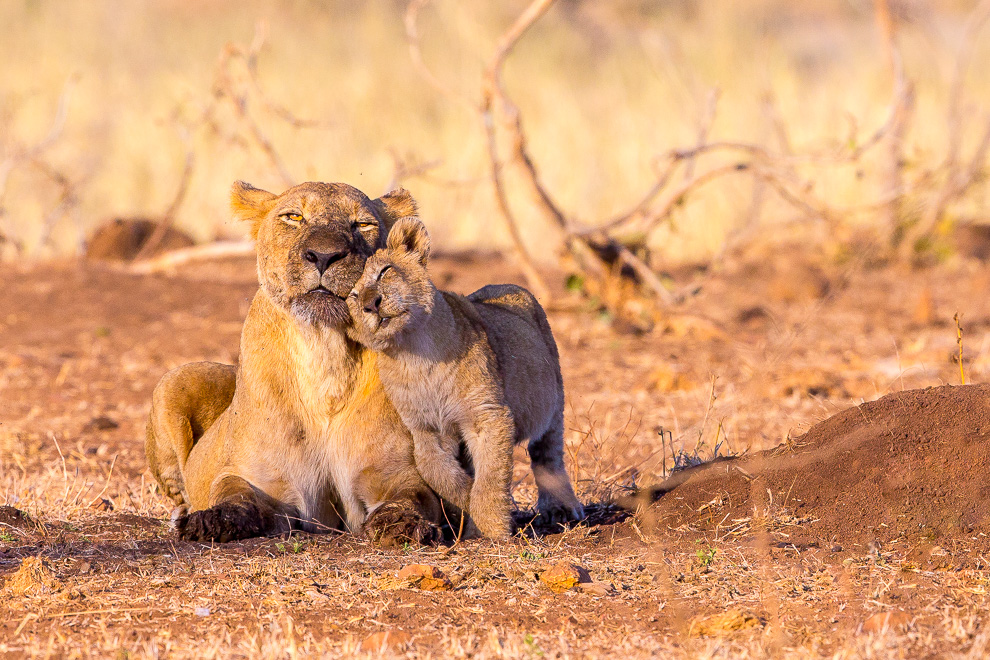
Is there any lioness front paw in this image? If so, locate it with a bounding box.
[175,500,272,543]
[364,501,441,548]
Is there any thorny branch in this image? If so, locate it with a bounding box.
[0,77,77,254]
[406,0,956,317]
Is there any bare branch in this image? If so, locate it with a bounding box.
[682,88,720,181]
[405,0,476,112]
[476,0,563,301]
[130,241,255,274]
[215,38,295,188]
[384,150,442,194]
[481,107,551,301]
[244,21,336,129]
[134,125,196,261]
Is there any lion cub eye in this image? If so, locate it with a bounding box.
[376,264,392,281]
[280,213,304,227]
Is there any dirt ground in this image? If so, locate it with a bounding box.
[2,248,990,658]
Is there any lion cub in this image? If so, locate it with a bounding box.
[346,218,585,538]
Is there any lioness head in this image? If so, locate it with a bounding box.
[346,217,434,350]
[231,181,418,326]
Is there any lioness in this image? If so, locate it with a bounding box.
[346,217,585,538]
[146,181,444,543]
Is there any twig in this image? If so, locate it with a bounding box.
[404,0,476,112]
[955,312,966,385]
[86,455,117,509]
[129,240,255,274]
[49,432,70,504]
[477,0,558,301]
[244,21,335,129]
[133,125,196,261]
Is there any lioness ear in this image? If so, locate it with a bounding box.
[387,217,430,266]
[373,187,418,233]
[230,181,277,239]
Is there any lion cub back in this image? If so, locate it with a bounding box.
[467,284,564,439]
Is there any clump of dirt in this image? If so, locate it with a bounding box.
[645,385,990,552]
[0,506,32,528]
[4,556,60,597]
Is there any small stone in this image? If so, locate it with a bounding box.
[194,606,211,617]
[361,630,411,652]
[861,610,911,634]
[539,562,591,594]
[577,581,616,596]
[91,498,114,512]
[396,564,452,591]
[86,416,119,431]
[689,610,762,637]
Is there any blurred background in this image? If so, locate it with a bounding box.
[0,0,988,267]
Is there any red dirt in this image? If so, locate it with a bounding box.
[644,384,990,560]
[4,252,990,656]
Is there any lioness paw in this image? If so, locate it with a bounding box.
[175,501,272,543]
[363,501,441,548]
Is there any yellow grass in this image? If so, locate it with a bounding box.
[1,1,988,263]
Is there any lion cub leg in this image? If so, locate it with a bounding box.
[463,408,516,538]
[528,410,585,526]
[411,428,473,514]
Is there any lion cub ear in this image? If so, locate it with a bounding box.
[373,188,418,232]
[387,217,431,266]
[230,181,277,239]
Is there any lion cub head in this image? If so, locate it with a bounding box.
[347,218,434,350]
[231,181,418,327]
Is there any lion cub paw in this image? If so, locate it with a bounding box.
[535,501,586,530]
[175,501,272,543]
[364,501,441,548]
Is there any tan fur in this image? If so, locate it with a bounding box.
[346,218,585,538]
[146,181,441,541]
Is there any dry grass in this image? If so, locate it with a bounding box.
[2,1,989,265]
[4,251,990,657]
[4,2,990,656]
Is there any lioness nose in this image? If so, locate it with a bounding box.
[303,249,347,275]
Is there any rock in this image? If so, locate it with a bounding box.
[361,630,411,652]
[861,610,911,634]
[577,581,616,596]
[539,562,592,594]
[5,556,60,597]
[85,416,119,431]
[688,610,761,637]
[90,498,114,512]
[85,218,194,262]
[396,564,452,591]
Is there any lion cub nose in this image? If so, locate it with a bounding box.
[303,249,347,275]
[363,292,383,315]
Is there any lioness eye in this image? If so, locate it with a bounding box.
[377,264,392,281]
[353,219,377,231]
[281,213,303,227]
